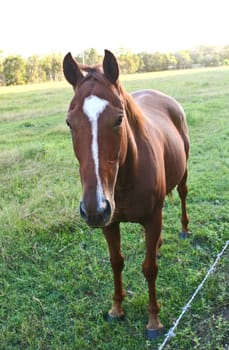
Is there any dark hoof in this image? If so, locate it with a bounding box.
[179,231,191,240]
[104,312,125,323]
[146,327,164,340]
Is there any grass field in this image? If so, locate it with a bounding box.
[0,67,229,350]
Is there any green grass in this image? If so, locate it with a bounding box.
[0,68,229,350]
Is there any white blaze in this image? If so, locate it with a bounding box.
[82,95,109,209]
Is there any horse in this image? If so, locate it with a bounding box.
[63,49,190,339]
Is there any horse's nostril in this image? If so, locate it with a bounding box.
[79,199,112,227]
[80,201,88,221]
[103,199,111,219]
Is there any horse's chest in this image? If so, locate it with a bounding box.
[113,184,160,223]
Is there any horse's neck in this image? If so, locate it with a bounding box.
[117,93,142,185]
[123,92,145,134]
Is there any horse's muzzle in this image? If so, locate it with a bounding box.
[80,199,112,227]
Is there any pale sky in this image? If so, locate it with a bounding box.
[1,0,228,57]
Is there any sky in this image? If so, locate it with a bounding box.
[1,0,228,57]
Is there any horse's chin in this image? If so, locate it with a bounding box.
[86,215,113,229]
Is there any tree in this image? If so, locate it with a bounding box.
[25,55,42,83]
[75,53,84,64]
[140,52,155,72]
[41,55,52,81]
[174,51,192,69]
[151,52,169,71]
[189,48,203,66]
[166,53,177,69]
[83,48,101,65]
[192,45,222,67]
[40,54,63,81]
[50,53,62,80]
[139,52,168,72]
[118,52,142,74]
[3,56,26,85]
[221,45,229,61]
[201,53,221,67]
[0,50,4,85]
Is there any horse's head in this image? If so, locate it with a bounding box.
[63,50,128,227]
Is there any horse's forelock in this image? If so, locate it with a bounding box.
[78,63,102,74]
[77,65,109,88]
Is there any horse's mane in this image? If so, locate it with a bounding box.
[78,64,145,136]
[119,85,146,136]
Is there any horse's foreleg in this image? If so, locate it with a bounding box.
[103,223,125,318]
[177,168,190,237]
[142,207,164,338]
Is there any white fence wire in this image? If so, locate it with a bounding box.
[158,240,229,350]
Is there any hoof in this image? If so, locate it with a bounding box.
[146,327,164,340]
[179,231,191,240]
[104,312,125,323]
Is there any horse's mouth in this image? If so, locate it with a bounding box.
[83,216,112,228]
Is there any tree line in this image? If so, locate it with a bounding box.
[1,45,229,86]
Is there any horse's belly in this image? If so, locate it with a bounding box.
[164,135,187,193]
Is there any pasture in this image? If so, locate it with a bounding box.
[0,67,229,349]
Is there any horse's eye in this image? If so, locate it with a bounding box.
[115,116,123,127]
[66,119,72,130]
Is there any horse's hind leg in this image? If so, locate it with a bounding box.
[177,168,190,238]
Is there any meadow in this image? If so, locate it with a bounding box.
[0,67,228,350]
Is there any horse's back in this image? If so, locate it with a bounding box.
[132,89,189,158]
[132,89,189,193]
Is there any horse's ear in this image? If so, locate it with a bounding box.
[63,52,83,87]
[103,49,119,85]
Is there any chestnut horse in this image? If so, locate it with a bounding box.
[63,50,190,339]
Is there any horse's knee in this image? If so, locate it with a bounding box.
[142,264,158,281]
[110,255,124,273]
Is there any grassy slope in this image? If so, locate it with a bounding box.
[0,68,228,350]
